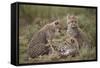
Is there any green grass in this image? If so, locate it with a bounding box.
[19,5,97,64]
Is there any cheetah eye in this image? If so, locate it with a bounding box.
[74,21,77,23]
[70,20,74,23]
[55,22,59,25]
[71,39,75,43]
[67,22,70,24]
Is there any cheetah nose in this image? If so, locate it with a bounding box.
[60,49,65,52]
[72,26,77,29]
[58,30,61,32]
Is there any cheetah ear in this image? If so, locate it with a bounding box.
[67,14,74,19]
[71,39,75,43]
[67,14,78,19]
[72,15,78,19]
[67,14,71,19]
[74,15,78,19]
